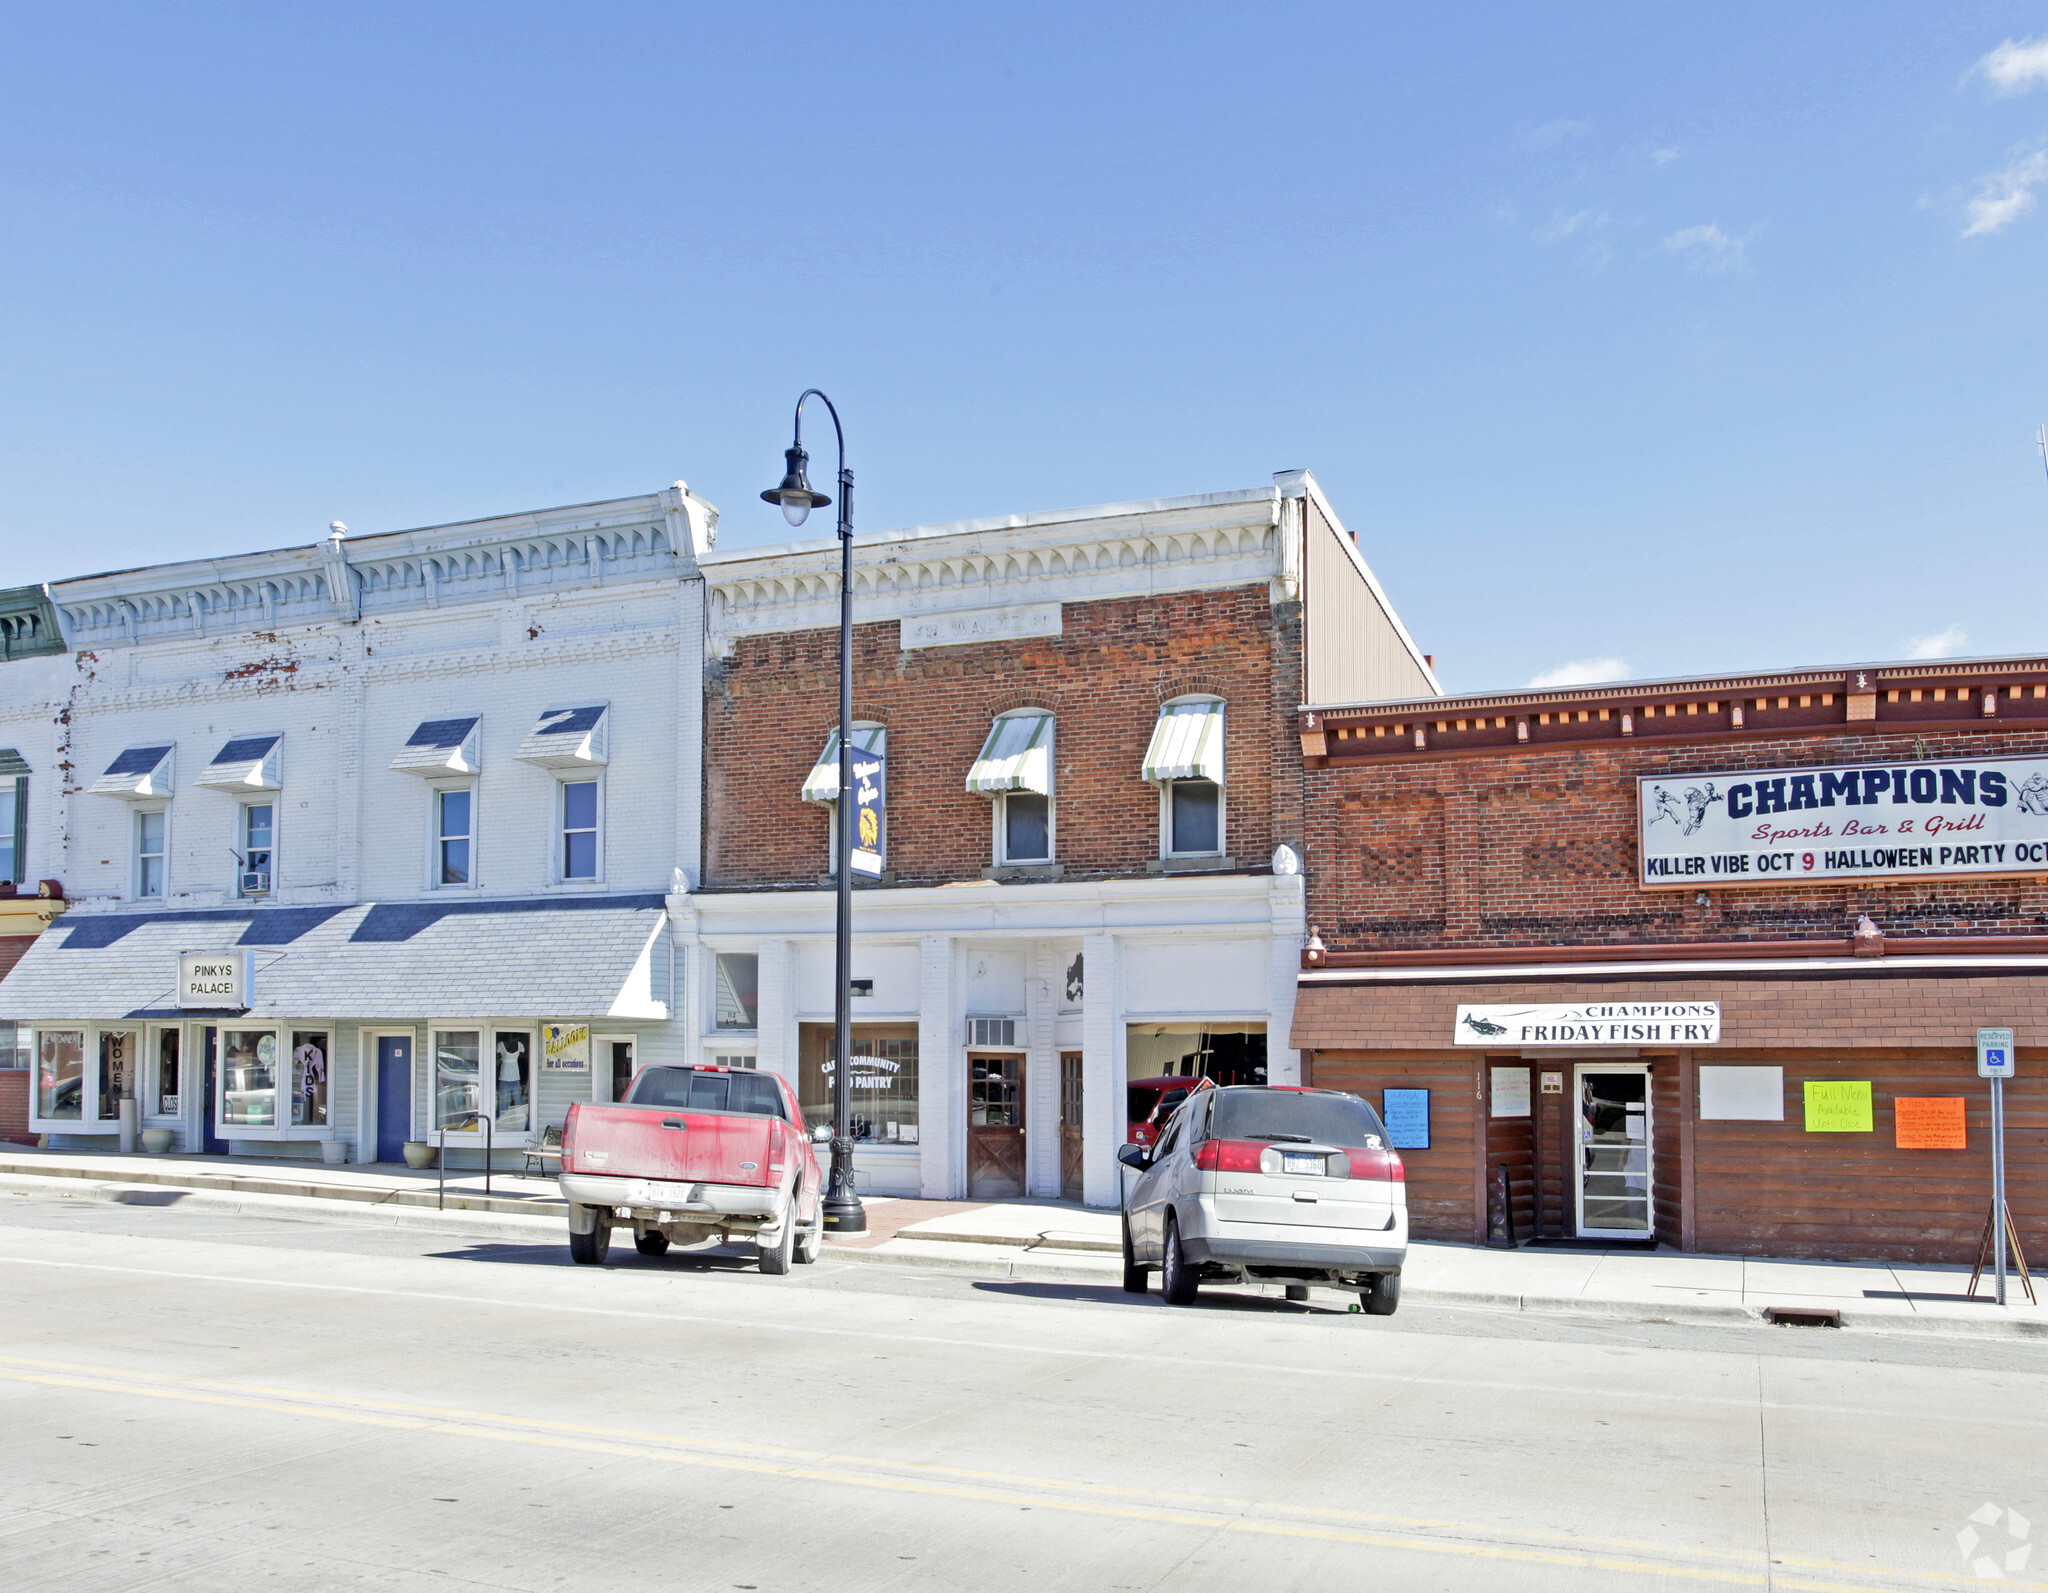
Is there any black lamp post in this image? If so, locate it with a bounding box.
[762,389,866,1233]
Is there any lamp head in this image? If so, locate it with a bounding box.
[762,444,832,527]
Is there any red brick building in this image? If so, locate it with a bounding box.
[680,471,1438,1206]
[1291,659,2048,1266]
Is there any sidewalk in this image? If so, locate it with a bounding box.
[3,1146,2041,1337]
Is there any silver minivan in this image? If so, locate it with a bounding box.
[1118,1084,1407,1314]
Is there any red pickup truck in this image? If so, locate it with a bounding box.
[558,1063,826,1272]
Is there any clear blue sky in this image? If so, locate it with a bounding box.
[3,4,2046,695]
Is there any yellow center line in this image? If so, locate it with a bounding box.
[0,1356,2005,1593]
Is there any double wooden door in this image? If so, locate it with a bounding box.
[968,1052,1025,1198]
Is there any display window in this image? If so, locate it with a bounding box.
[291,1031,329,1127]
[153,1028,182,1117]
[97,1030,136,1122]
[430,1026,536,1140]
[36,1029,85,1121]
[798,1022,919,1144]
[220,1029,280,1127]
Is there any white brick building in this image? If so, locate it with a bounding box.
[0,485,715,1163]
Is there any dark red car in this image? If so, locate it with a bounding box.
[1126,1075,1214,1148]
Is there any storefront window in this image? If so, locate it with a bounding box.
[799,1022,918,1143]
[97,1030,135,1121]
[37,1029,84,1119]
[221,1029,278,1126]
[714,952,759,1029]
[155,1029,181,1116]
[291,1031,329,1127]
[1124,1023,1267,1087]
[0,1020,28,1069]
[493,1030,532,1135]
[434,1030,482,1132]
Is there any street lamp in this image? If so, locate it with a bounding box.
[762,389,866,1234]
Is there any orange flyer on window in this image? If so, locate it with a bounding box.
[1893,1096,1966,1150]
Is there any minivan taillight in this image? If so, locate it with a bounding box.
[1193,1139,1266,1172]
[1346,1145,1405,1182]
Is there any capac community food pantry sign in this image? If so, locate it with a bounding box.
[1638,753,2048,888]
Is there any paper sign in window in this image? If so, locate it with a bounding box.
[1489,1066,1530,1118]
[1802,1079,1873,1133]
[1893,1096,1967,1150]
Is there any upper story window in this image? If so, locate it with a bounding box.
[560,779,601,880]
[0,758,27,886]
[1143,698,1226,858]
[801,723,886,875]
[713,952,760,1030]
[969,711,1054,866]
[438,789,473,886]
[239,802,275,896]
[136,809,167,899]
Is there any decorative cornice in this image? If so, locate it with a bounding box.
[0,584,66,661]
[47,486,716,653]
[1300,655,2048,763]
[705,490,1284,642]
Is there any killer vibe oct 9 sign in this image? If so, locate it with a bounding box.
[1639,754,2048,889]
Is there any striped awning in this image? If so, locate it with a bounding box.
[801,725,887,805]
[1142,701,1224,784]
[966,713,1053,795]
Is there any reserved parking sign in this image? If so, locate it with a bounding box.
[1976,1027,2015,1079]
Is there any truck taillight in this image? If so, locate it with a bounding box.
[560,1107,576,1170]
[1193,1139,1265,1172]
[1346,1146,1405,1182]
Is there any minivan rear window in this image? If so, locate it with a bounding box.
[1210,1088,1386,1148]
[627,1067,786,1119]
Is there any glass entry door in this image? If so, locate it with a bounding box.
[1575,1068,1651,1238]
[967,1052,1025,1199]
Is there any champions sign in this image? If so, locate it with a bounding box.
[1639,754,2048,888]
[1456,1003,1720,1046]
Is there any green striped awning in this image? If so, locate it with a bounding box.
[801,725,887,805]
[966,713,1053,795]
[1141,701,1224,784]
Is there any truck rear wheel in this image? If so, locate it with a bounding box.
[569,1213,612,1266]
[758,1197,797,1275]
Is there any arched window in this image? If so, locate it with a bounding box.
[968,710,1054,867]
[1142,696,1225,859]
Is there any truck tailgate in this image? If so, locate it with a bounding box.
[567,1103,782,1188]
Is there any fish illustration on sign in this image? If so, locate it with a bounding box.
[1461,1013,1509,1038]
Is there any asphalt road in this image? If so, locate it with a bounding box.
[0,1190,2041,1593]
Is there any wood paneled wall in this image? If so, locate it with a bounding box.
[1484,1061,1537,1241]
[1307,1053,1476,1241]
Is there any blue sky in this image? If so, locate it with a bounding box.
[3,4,2046,695]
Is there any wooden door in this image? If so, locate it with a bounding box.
[968,1052,1026,1199]
[1059,1051,1084,1201]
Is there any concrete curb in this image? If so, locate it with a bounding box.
[0,1154,554,1220]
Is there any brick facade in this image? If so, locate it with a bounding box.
[705,585,1299,888]
[1303,724,2048,954]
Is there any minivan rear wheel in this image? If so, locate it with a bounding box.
[1160,1215,1198,1306]
[1360,1272,1400,1316]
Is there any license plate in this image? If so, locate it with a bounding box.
[626,1179,698,1205]
[1281,1153,1324,1175]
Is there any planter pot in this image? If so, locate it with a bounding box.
[321,1139,349,1165]
[402,1141,437,1170]
[140,1128,174,1155]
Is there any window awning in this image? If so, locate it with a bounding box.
[801,725,886,804]
[391,717,480,778]
[194,735,282,792]
[516,705,607,769]
[89,745,175,801]
[1142,701,1224,784]
[967,713,1053,795]
[0,748,28,777]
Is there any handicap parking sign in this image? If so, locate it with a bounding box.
[1977,1028,2016,1079]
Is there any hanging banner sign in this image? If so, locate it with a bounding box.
[850,748,886,878]
[1456,1002,1720,1046]
[1639,754,2048,888]
[177,949,251,1010]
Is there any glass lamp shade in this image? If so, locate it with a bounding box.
[762,443,831,526]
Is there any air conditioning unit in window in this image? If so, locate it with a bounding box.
[240,871,271,896]
[967,1017,1017,1047]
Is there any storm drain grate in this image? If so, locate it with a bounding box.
[1762,1305,1841,1328]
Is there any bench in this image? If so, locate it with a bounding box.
[523,1122,564,1177]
